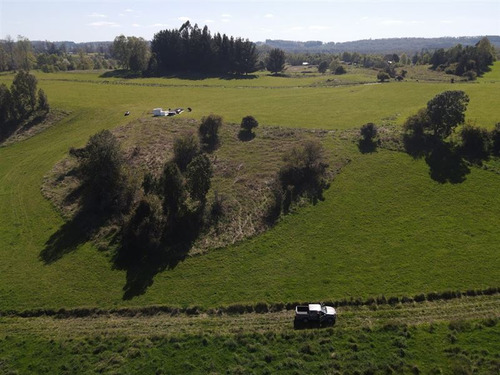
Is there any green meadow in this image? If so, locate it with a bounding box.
[1,65,499,312]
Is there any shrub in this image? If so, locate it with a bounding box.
[76,130,131,214]
[317,61,328,73]
[37,88,50,113]
[377,71,390,82]
[11,70,38,119]
[360,123,378,141]
[334,65,346,75]
[121,194,165,260]
[491,123,500,156]
[0,83,14,126]
[460,124,490,162]
[186,154,212,204]
[404,108,430,136]
[160,160,186,217]
[173,132,199,172]
[278,139,329,204]
[240,115,259,133]
[199,114,222,152]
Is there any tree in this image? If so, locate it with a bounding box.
[377,71,390,82]
[10,70,38,119]
[459,124,490,163]
[199,114,223,152]
[266,48,286,75]
[426,90,469,138]
[360,123,377,141]
[334,65,346,75]
[278,139,329,206]
[491,123,500,156]
[173,132,200,172]
[240,116,259,133]
[0,83,14,126]
[75,130,130,214]
[112,35,130,69]
[161,160,186,217]
[128,36,151,72]
[318,61,328,73]
[15,36,35,71]
[37,88,49,112]
[121,194,165,259]
[186,154,213,204]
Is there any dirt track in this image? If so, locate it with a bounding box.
[1,295,498,339]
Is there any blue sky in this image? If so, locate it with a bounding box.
[1,0,499,43]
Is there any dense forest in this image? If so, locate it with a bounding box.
[150,21,258,75]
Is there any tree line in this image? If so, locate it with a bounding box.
[148,21,258,75]
[0,35,117,72]
[429,37,496,80]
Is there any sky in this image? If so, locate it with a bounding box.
[1,0,499,43]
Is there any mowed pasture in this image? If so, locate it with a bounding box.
[0,65,500,312]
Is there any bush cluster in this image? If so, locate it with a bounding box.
[0,70,49,137]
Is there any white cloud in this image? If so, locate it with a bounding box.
[124,9,134,13]
[264,13,274,18]
[88,21,120,27]
[89,13,107,18]
[380,19,405,25]
[150,23,169,28]
[204,19,215,24]
[309,25,331,30]
[441,20,453,24]
[221,14,232,18]
[132,23,140,27]
[290,26,305,31]
[178,16,190,22]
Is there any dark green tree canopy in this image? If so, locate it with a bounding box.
[240,116,259,133]
[173,132,200,172]
[266,48,286,75]
[151,22,258,75]
[186,154,213,204]
[74,130,129,213]
[426,90,469,138]
[11,70,38,118]
[199,114,223,152]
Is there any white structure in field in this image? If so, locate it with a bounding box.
[153,108,168,116]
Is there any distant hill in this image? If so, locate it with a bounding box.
[259,36,500,54]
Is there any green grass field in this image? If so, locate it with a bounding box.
[1,64,499,373]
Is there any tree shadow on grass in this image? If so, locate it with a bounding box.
[113,213,202,300]
[357,138,377,154]
[100,70,258,81]
[238,129,255,142]
[40,212,106,264]
[425,141,470,184]
[403,133,470,184]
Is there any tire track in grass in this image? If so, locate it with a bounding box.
[1,295,498,339]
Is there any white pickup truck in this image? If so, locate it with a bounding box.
[294,303,337,327]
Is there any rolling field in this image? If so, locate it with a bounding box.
[0,64,499,373]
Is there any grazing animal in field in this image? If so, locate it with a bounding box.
[124,111,130,116]
[187,107,192,112]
